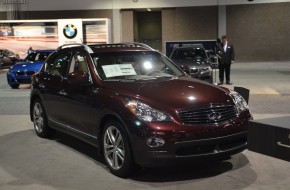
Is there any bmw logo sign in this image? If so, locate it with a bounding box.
[63,24,78,39]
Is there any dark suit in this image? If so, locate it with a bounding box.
[217,42,234,83]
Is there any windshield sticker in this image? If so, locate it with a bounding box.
[102,64,137,78]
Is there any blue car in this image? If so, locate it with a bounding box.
[7,50,54,88]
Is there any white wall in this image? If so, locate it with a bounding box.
[1,0,290,12]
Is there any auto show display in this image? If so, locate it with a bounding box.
[0,19,111,60]
[248,117,290,162]
[30,43,252,177]
[7,49,54,88]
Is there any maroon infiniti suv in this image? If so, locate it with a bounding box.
[30,43,252,177]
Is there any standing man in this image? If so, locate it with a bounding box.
[27,47,33,55]
[217,35,235,85]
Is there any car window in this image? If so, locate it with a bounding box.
[44,52,70,77]
[26,52,51,62]
[171,48,206,60]
[5,50,13,56]
[69,52,92,82]
[92,51,184,80]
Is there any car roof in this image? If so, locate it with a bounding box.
[56,43,155,54]
[0,49,14,52]
[32,50,55,53]
[173,44,205,50]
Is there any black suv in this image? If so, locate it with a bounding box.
[170,44,216,83]
[30,43,251,177]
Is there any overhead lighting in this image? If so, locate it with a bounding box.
[147,8,151,12]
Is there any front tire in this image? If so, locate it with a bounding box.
[102,120,136,177]
[10,84,19,89]
[32,99,54,138]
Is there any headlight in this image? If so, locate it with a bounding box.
[7,69,13,74]
[201,67,212,72]
[230,90,249,114]
[125,99,171,122]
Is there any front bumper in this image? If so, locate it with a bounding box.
[129,110,251,167]
[134,131,247,167]
[7,72,33,85]
[190,67,212,78]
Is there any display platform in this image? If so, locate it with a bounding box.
[248,116,290,162]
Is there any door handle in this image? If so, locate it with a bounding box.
[39,84,45,88]
[59,90,67,96]
[277,142,290,149]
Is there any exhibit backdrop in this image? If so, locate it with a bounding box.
[0,18,111,59]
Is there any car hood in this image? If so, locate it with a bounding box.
[172,58,210,68]
[10,61,44,71]
[103,77,233,111]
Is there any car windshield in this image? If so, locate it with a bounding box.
[25,52,51,62]
[171,48,207,60]
[92,51,184,80]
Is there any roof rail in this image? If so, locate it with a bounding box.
[89,42,155,51]
[56,43,94,53]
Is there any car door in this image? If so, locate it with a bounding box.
[59,51,99,136]
[39,51,71,123]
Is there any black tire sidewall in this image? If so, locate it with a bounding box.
[10,84,19,89]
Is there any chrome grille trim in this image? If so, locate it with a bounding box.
[14,71,36,76]
[177,104,237,126]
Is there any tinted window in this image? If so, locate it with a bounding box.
[26,52,51,62]
[44,52,70,77]
[69,52,92,82]
[171,48,206,60]
[69,52,89,74]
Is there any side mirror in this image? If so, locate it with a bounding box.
[180,65,190,75]
[67,71,87,85]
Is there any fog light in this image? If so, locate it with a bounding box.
[146,137,165,147]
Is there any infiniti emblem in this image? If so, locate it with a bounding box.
[208,112,222,121]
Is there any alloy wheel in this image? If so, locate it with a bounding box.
[33,102,44,133]
[103,126,125,170]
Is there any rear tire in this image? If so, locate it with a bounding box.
[32,99,54,138]
[102,120,136,177]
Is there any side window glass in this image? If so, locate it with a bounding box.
[3,50,8,56]
[6,50,13,56]
[69,52,91,82]
[45,52,70,77]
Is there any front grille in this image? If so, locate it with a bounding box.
[26,71,35,75]
[17,79,31,84]
[14,71,36,76]
[190,68,198,74]
[16,71,25,76]
[175,136,247,156]
[177,104,237,125]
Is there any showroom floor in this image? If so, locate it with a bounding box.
[0,62,289,190]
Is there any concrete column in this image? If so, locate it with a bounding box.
[120,10,134,42]
[112,9,121,43]
[218,5,226,38]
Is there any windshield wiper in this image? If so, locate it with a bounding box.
[136,76,157,80]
